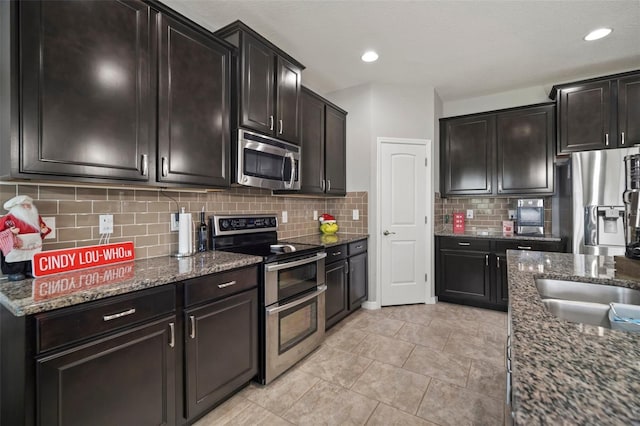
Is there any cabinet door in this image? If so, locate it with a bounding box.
[325,105,347,195]
[325,261,348,329]
[441,115,495,196]
[276,57,302,144]
[157,14,230,187]
[37,316,176,426]
[437,250,491,304]
[618,74,640,147]
[497,105,554,195]
[240,34,275,135]
[184,289,258,420]
[20,1,151,181]
[495,253,508,307]
[348,252,368,311]
[299,88,325,193]
[558,80,612,153]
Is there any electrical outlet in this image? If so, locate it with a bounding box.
[99,214,113,234]
[466,209,474,219]
[282,211,288,224]
[352,209,359,220]
[508,210,517,220]
[42,217,56,239]
[313,210,318,220]
[170,213,179,231]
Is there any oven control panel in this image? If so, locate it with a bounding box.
[211,214,278,235]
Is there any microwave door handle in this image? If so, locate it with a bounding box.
[281,156,286,182]
[286,152,296,188]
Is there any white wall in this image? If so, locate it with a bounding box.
[326,83,436,305]
[442,85,551,117]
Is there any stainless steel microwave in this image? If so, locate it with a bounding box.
[235,129,300,190]
[516,199,544,235]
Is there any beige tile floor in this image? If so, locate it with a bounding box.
[194,302,508,426]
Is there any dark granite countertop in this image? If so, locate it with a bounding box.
[0,251,262,317]
[436,228,561,242]
[282,233,368,248]
[507,250,640,425]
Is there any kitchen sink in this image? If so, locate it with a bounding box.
[535,279,640,329]
[535,279,640,305]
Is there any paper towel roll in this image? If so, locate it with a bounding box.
[178,213,192,255]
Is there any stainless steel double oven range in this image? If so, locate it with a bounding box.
[209,214,326,384]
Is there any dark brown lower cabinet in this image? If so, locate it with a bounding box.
[348,252,368,311]
[325,258,349,329]
[184,289,258,420]
[436,236,565,310]
[36,316,176,426]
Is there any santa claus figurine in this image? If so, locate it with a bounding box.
[0,195,51,281]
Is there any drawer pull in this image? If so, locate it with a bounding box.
[355,245,363,249]
[189,315,196,339]
[218,280,237,289]
[333,251,342,256]
[485,254,489,266]
[517,246,532,250]
[458,242,471,246]
[169,322,175,348]
[103,308,136,322]
[497,256,501,268]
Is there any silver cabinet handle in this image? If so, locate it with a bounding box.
[266,285,327,316]
[169,322,175,348]
[328,180,331,192]
[458,242,471,246]
[498,182,502,192]
[485,254,489,266]
[279,119,283,135]
[189,315,196,339]
[497,256,500,268]
[218,280,236,289]
[162,157,168,177]
[605,133,609,146]
[141,154,148,176]
[103,308,135,321]
[265,252,327,272]
[355,245,363,249]
[383,230,396,235]
[621,132,625,145]
[344,261,349,275]
[333,251,342,256]
[517,246,532,250]
[269,115,274,131]
[321,179,325,191]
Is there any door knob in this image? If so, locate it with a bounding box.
[383,230,396,236]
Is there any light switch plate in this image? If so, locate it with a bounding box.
[508,210,516,220]
[282,211,288,223]
[313,210,318,220]
[466,209,474,219]
[42,217,56,239]
[353,209,359,220]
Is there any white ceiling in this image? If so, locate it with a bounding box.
[163,0,640,101]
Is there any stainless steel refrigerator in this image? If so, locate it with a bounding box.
[558,147,640,255]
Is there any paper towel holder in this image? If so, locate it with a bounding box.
[172,208,196,258]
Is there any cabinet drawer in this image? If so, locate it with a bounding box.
[439,237,491,252]
[36,285,176,353]
[184,265,259,307]
[495,240,564,253]
[326,244,347,262]
[348,239,368,256]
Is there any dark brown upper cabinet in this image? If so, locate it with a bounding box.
[15,0,153,182]
[441,114,495,196]
[440,103,555,197]
[1,1,234,188]
[215,21,304,145]
[281,87,347,196]
[157,12,231,187]
[496,104,554,195]
[550,70,640,154]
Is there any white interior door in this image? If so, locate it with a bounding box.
[380,141,428,306]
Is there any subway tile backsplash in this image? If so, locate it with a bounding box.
[434,192,552,233]
[0,183,368,260]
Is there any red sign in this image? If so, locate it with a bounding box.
[32,261,136,301]
[453,212,465,234]
[32,242,135,277]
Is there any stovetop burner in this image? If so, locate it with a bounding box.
[209,214,323,262]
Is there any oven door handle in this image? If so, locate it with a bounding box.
[266,285,327,316]
[265,252,327,272]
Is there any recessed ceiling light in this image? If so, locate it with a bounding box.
[361,51,379,62]
[584,28,612,41]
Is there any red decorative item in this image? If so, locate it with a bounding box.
[453,212,465,234]
[32,242,135,277]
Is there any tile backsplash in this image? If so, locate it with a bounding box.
[434,192,552,233]
[0,183,367,260]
